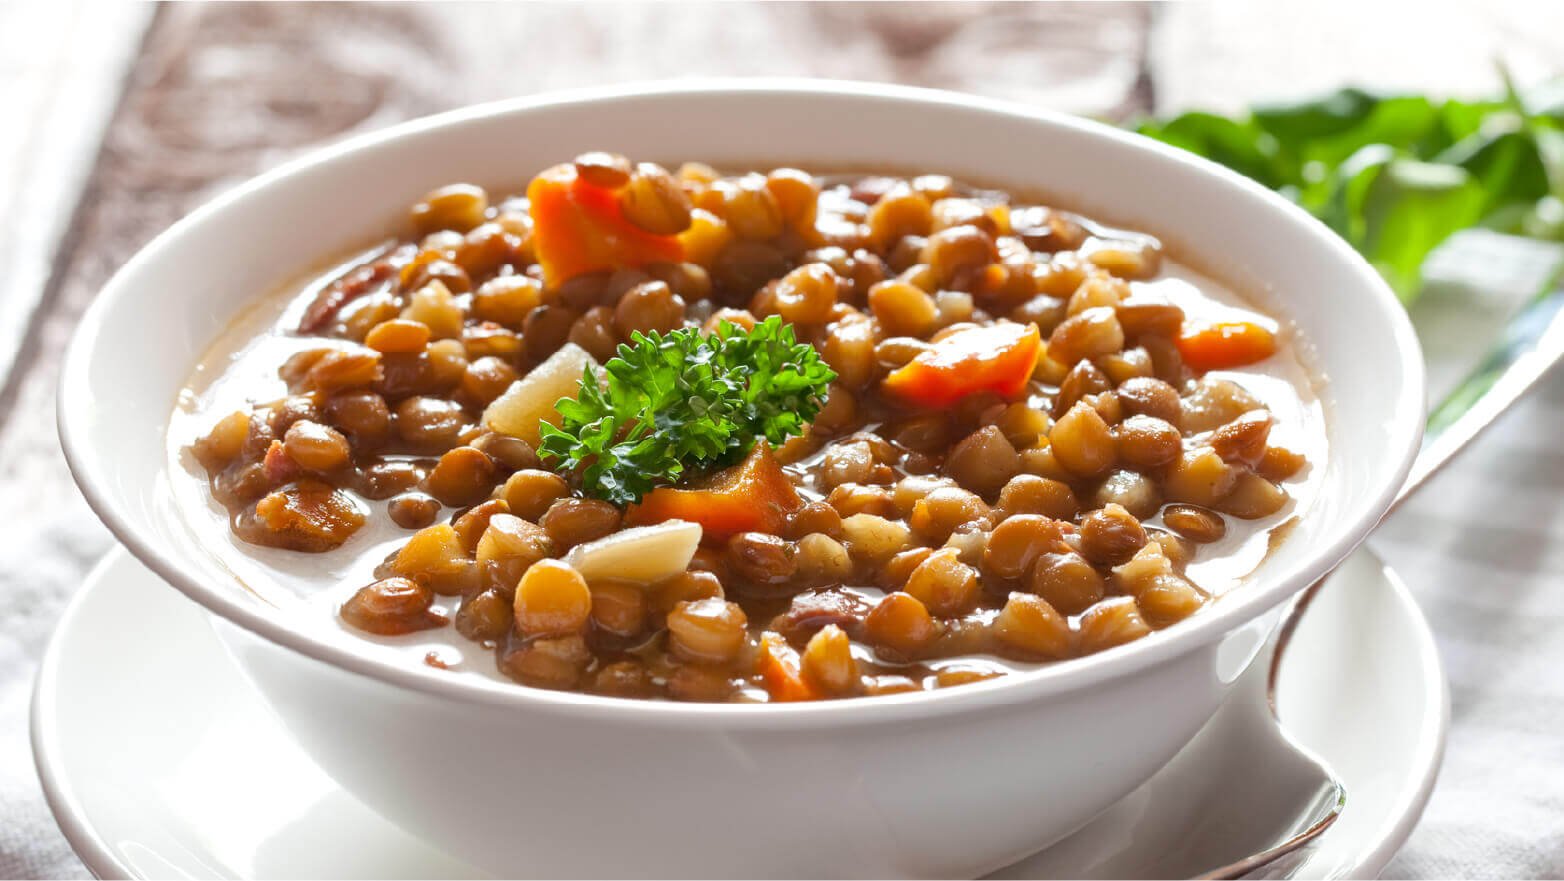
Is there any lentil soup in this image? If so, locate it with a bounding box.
[172,155,1326,703]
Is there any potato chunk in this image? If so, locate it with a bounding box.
[481,343,599,446]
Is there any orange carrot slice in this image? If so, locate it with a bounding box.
[527,164,683,288]
[881,321,1041,408]
[1176,321,1277,372]
[626,443,802,543]
[756,632,817,702]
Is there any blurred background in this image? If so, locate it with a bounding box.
[4,2,1564,877]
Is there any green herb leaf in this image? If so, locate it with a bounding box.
[1136,112,1288,189]
[536,316,835,505]
[1341,153,1487,299]
[1250,87,1384,143]
[1131,76,1564,301]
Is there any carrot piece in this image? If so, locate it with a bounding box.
[756,632,818,702]
[881,321,1041,408]
[262,439,299,483]
[1176,321,1277,372]
[526,164,683,288]
[625,443,802,543]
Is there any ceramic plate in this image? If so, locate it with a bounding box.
[32,546,1444,879]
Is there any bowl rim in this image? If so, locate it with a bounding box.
[58,77,1426,727]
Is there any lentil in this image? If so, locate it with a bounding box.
[188,161,1321,703]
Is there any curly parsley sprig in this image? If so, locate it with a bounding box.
[537,317,835,505]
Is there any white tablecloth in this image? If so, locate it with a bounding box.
[1376,373,1564,879]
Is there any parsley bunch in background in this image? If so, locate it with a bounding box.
[538,317,835,505]
[1134,75,1564,300]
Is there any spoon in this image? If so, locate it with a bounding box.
[1216,261,1564,877]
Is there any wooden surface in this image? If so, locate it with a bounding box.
[0,1,149,403]
[3,3,1564,878]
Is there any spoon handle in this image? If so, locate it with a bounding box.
[1239,278,1564,879]
[1271,276,1564,702]
[1396,276,1564,508]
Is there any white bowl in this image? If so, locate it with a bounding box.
[58,80,1424,878]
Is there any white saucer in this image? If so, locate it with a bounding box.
[32,546,1445,880]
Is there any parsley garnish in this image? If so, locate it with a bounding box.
[537,316,835,505]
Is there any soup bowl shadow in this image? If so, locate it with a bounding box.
[58,80,1423,878]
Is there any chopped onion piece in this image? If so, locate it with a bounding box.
[564,520,703,585]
